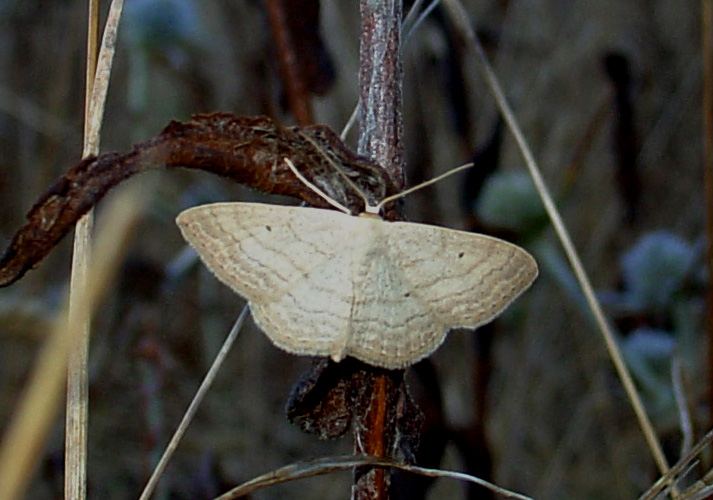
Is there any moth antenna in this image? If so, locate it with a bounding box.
[374,162,475,213]
[284,158,352,215]
[296,130,374,209]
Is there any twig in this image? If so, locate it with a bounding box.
[214,455,535,500]
[441,0,671,480]
[64,1,99,498]
[671,358,693,456]
[402,0,441,46]
[341,0,438,142]
[138,306,249,500]
[637,430,713,500]
[358,0,405,188]
[353,1,405,499]
[66,1,126,498]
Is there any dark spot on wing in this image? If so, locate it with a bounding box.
[265,225,272,231]
[404,292,411,297]
[458,252,465,258]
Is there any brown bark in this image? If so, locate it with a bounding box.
[352,2,406,499]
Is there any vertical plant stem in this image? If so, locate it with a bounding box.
[265,0,314,126]
[66,1,125,497]
[65,1,99,498]
[358,0,405,189]
[357,375,389,498]
[702,0,713,433]
[353,2,404,500]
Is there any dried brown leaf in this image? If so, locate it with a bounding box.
[0,112,394,287]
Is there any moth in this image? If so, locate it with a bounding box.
[177,159,537,369]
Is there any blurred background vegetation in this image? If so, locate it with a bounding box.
[0,1,707,499]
